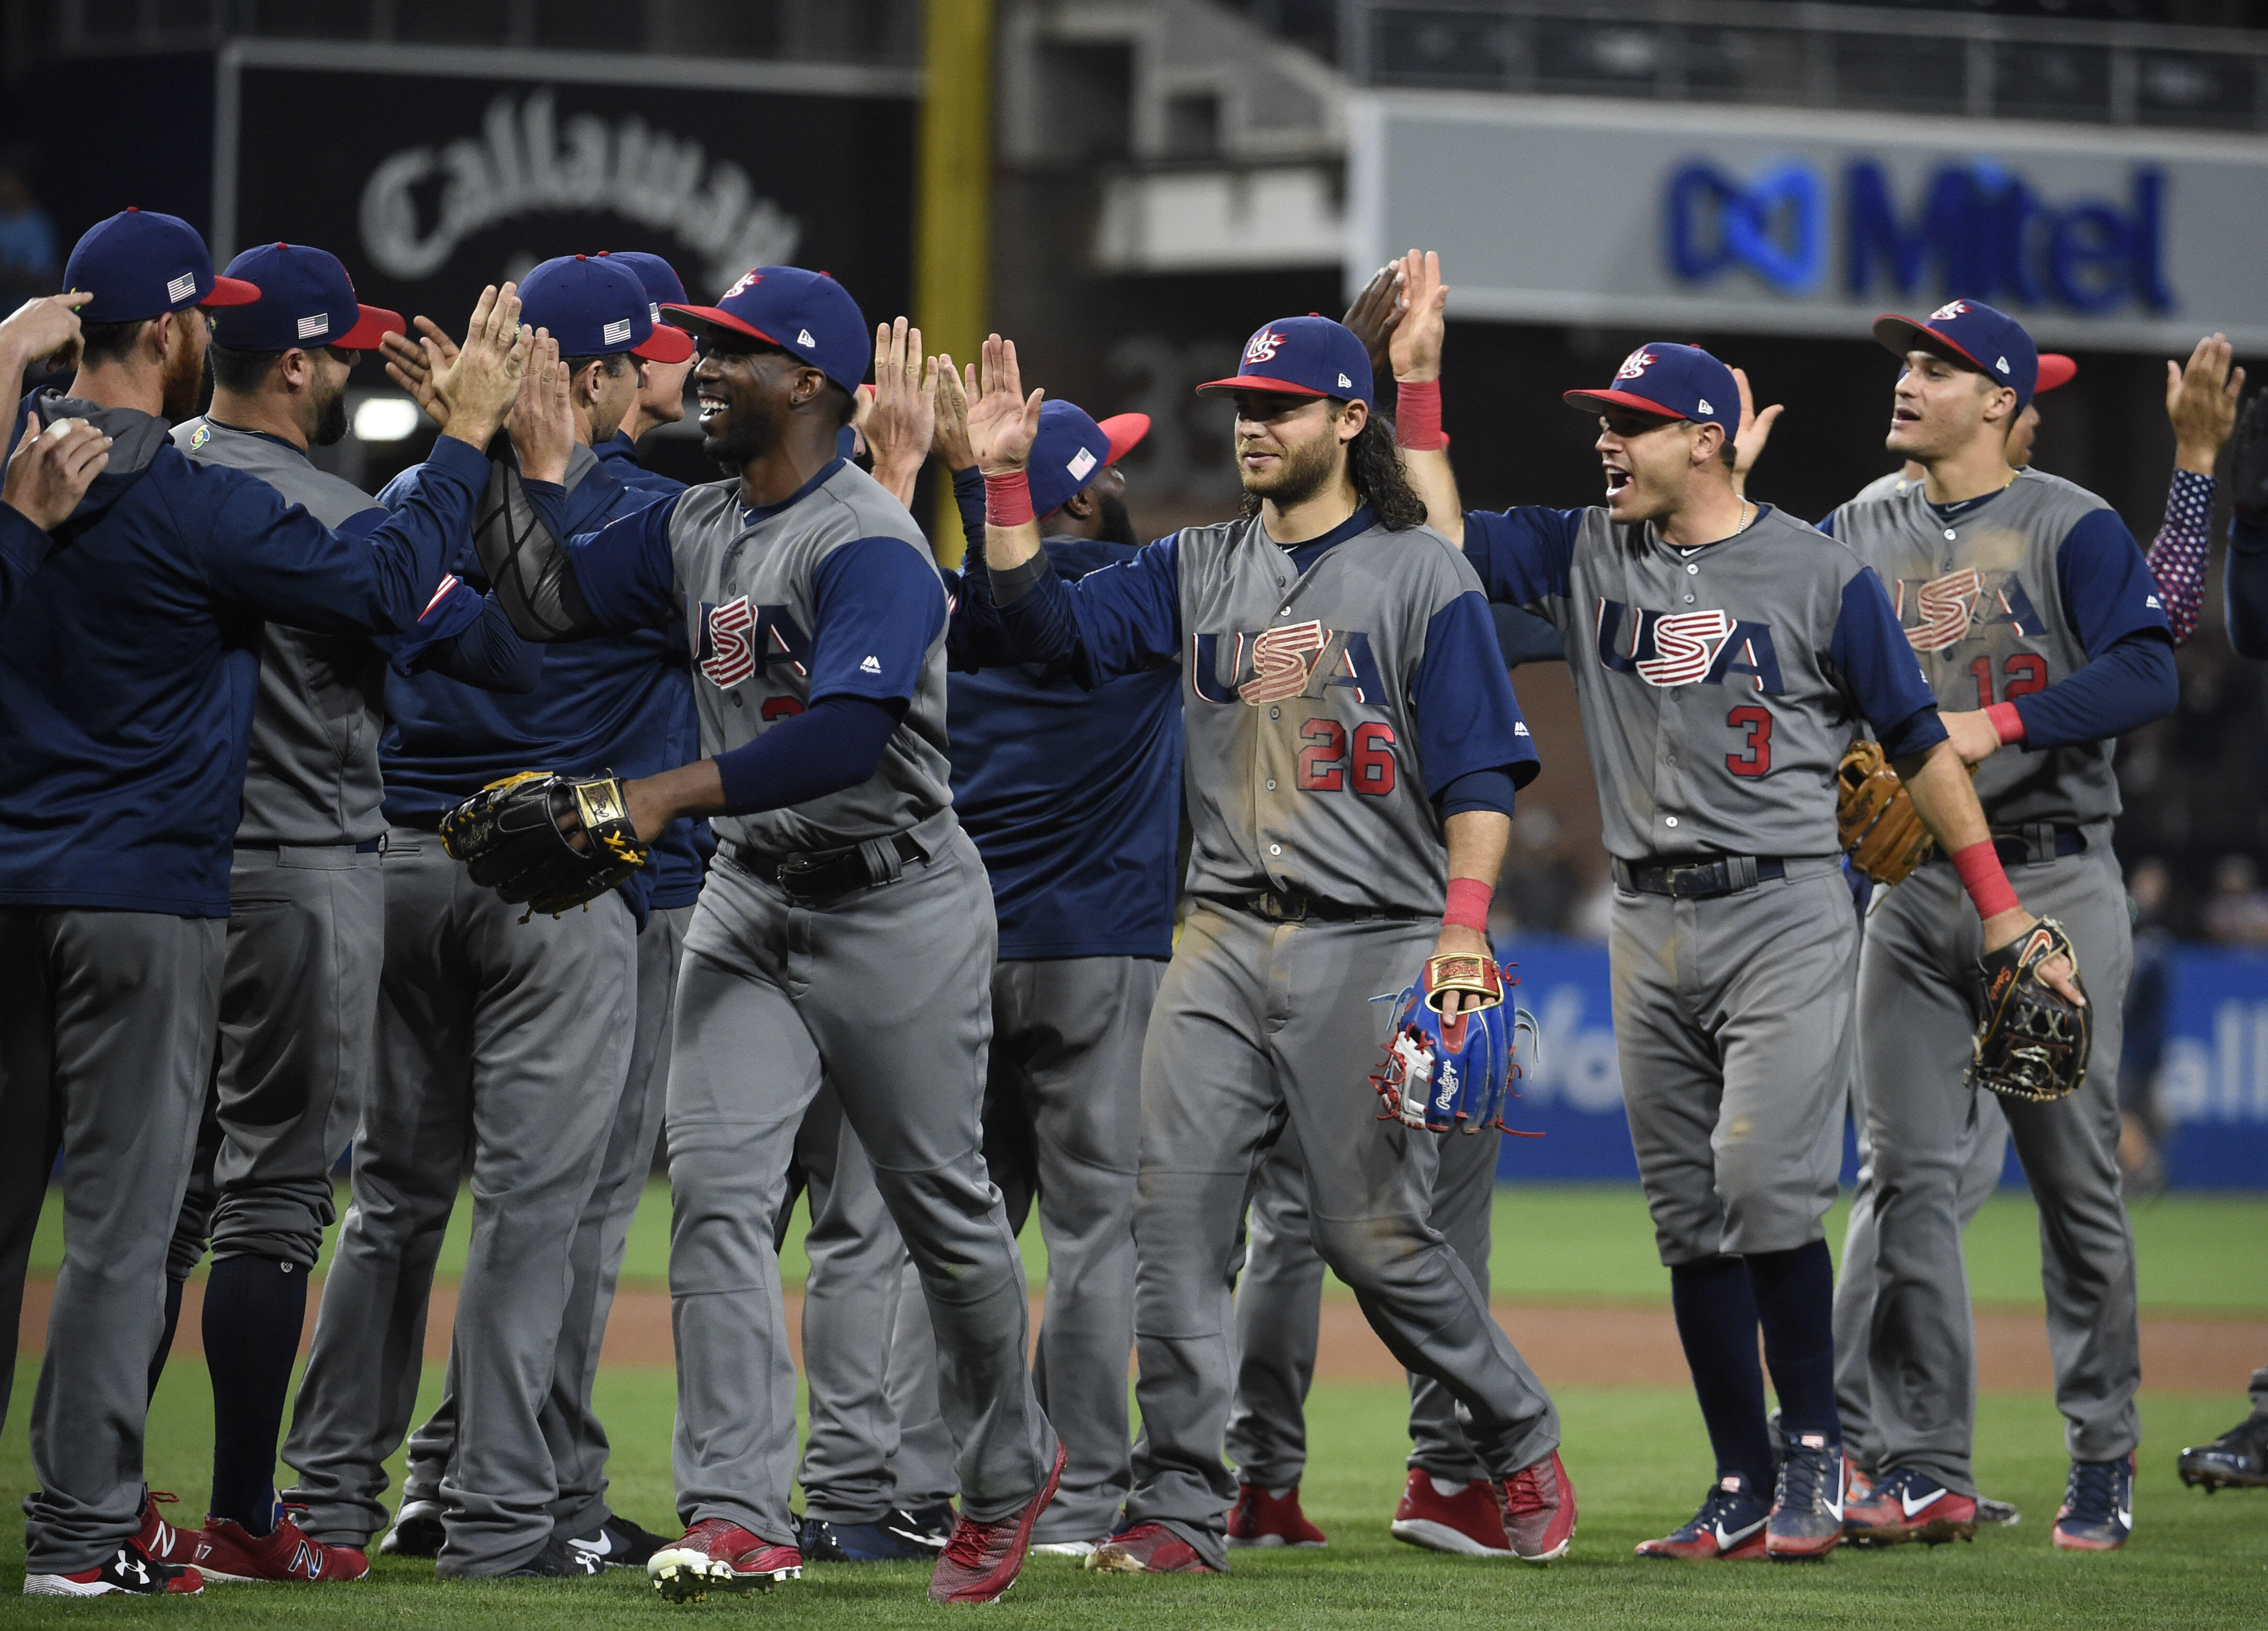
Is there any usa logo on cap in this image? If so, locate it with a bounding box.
[1616,348,1656,381]
[1245,329,1286,364]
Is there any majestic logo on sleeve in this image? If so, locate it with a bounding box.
[694,595,811,689]
[1595,600,1782,692]
[1893,569,2046,651]
[1188,622,1385,706]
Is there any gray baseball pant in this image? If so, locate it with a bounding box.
[877,954,1160,1542]
[1832,1044,2008,1474]
[3,909,222,1572]
[1124,902,1557,1569]
[1226,1117,1502,1489]
[398,903,691,1542]
[1609,861,1854,1268]
[663,822,1055,1542]
[279,830,634,1572]
[2251,1367,2268,1416]
[1859,831,2140,1495]
[169,846,387,1277]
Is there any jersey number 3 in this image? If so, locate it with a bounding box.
[1726,704,1772,777]
[1296,719,1398,796]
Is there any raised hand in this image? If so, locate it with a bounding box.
[1387,248,1446,384]
[865,317,936,502]
[1342,262,1404,379]
[967,333,1042,474]
[506,333,574,484]
[382,317,463,429]
[3,412,113,532]
[931,351,975,469]
[431,283,532,448]
[1729,366,1783,498]
[0,291,94,376]
[2168,333,2244,477]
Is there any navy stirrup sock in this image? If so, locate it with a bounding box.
[203,1255,309,1535]
[1746,1239,1842,1446]
[1669,1255,1774,1495]
[148,1275,187,1401]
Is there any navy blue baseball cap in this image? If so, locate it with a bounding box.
[1874,299,2040,409]
[1197,315,1373,407]
[1026,401,1117,517]
[211,243,401,353]
[64,207,260,324]
[591,251,696,364]
[1564,343,1737,431]
[519,254,693,364]
[662,266,869,397]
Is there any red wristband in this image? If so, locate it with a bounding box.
[1444,877,1492,933]
[1395,379,1449,451]
[1986,701,2025,745]
[1950,839,2020,921]
[984,470,1033,528]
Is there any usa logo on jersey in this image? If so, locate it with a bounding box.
[1891,568,2045,651]
[693,595,812,689]
[1595,598,1783,692]
[1188,621,1386,706]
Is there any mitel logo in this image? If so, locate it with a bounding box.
[1244,329,1286,364]
[693,596,811,689]
[1596,599,1783,692]
[1188,622,1386,706]
[1665,158,2173,314]
[1891,568,2045,651]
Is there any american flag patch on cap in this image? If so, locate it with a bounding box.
[166,271,197,303]
[603,318,633,345]
[1067,447,1097,480]
[297,312,330,340]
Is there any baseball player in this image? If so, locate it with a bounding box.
[0,290,95,611]
[0,208,528,1598]
[470,266,1063,1606]
[859,353,1180,1557]
[962,317,1571,1576]
[129,241,546,1586]
[277,253,693,1579]
[370,253,703,1575]
[1822,299,2176,1551]
[599,250,700,458]
[1380,251,2078,1561]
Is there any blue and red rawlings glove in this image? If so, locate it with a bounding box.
[1369,955,1540,1135]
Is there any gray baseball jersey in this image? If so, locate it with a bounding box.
[1461,504,1946,862]
[1825,469,2172,829]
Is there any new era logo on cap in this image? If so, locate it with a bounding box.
[798,328,816,346]
[296,312,330,340]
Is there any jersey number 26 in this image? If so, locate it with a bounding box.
[1296,718,1398,795]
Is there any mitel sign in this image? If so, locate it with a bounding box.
[1666,158,2173,316]
[1349,92,2268,351]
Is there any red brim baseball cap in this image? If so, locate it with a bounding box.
[1562,388,1685,419]
[1873,313,1990,376]
[1099,412,1150,464]
[633,323,695,364]
[2036,353,2077,394]
[335,305,406,350]
[200,275,262,308]
[1195,374,1331,399]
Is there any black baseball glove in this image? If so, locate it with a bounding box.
[1969,918,2089,1104]
[439,769,650,918]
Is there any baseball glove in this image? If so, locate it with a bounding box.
[439,769,650,918]
[1969,918,2089,1104]
[1837,739,1936,886]
[1369,957,1541,1135]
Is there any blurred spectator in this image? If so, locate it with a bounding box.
[2121,857,2174,1193]
[0,150,58,309]
[2204,854,2268,946]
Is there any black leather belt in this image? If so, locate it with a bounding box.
[239,836,387,854]
[1616,855,1786,899]
[723,832,925,903]
[1214,889,1423,924]
[1989,827,2087,866]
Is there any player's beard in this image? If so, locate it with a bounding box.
[1094,488,1138,547]
[1237,426,1338,509]
[162,333,209,425]
[310,377,350,447]
[701,395,777,470]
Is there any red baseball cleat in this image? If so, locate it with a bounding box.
[645,1519,801,1601]
[1842,1468,1978,1547]
[1633,1474,1770,1560]
[926,1442,1066,1604]
[1085,1521,1221,1574]
[24,1542,202,1596]
[193,1512,370,1583]
[1228,1482,1328,1548]
[1495,1449,1577,1562]
[135,1489,202,1569]
[1391,1470,1514,1557]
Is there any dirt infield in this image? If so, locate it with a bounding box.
[24,1279,2261,1394]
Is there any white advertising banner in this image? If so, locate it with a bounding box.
[1348,90,2268,352]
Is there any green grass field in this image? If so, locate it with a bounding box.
[9,1184,2267,1624]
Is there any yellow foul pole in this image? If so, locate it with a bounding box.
[917,0,995,563]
